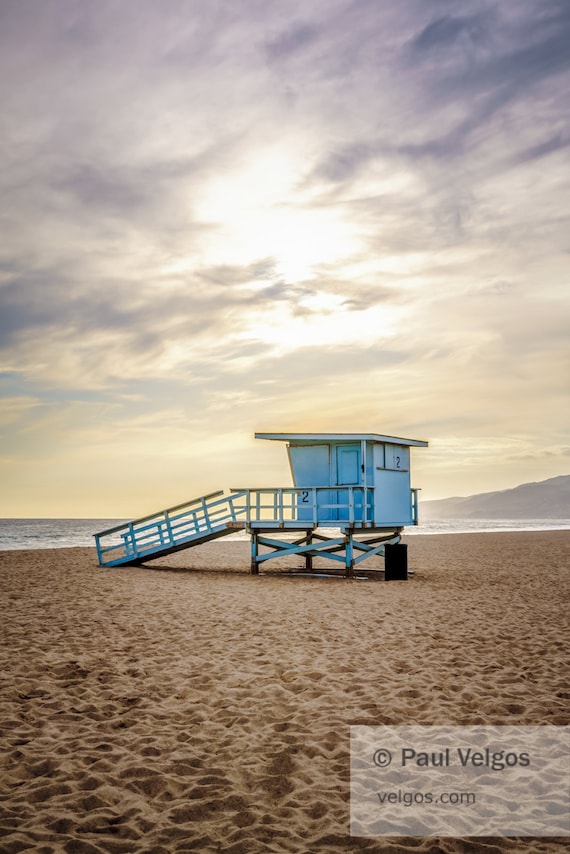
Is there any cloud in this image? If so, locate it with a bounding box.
[54,163,149,214]
[265,22,319,62]
[410,12,491,55]
[516,132,570,164]
[0,0,568,512]
[315,143,375,183]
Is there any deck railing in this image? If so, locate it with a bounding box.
[228,486,375,526]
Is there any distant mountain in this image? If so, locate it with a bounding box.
[420,475,570,520]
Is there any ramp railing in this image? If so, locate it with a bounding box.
[94,490,249,566]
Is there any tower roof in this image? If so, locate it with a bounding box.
[255,432,428,447]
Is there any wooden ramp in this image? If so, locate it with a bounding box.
[94,491,248,567]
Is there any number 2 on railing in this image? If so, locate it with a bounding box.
[300,490,309,503]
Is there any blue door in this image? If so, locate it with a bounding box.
[336,445,362,521]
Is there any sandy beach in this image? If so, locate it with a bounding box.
[1,530,568,853]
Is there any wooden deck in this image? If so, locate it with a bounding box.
[94,486,414,572]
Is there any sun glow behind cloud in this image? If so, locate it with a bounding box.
[237,296,402,355]
[194,147,362,282]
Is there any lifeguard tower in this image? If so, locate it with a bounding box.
[94,431,428,578]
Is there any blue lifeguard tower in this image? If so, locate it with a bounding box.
[94,431,428,578]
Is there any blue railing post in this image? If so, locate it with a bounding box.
[201,497,212,532]
[127,523,136,558]
[164,511,175,545]
[411,488,419,525]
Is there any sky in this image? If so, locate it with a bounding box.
[0,0,568,517]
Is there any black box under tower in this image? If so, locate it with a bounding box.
[384,543,408,580]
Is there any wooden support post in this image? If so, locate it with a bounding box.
[250,531,259,575]
[345,533,354,578]
[305,532,313,572]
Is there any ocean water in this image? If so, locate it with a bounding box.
[0,517,568,551]
[0,519,126,551]
[406,518,570,535]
